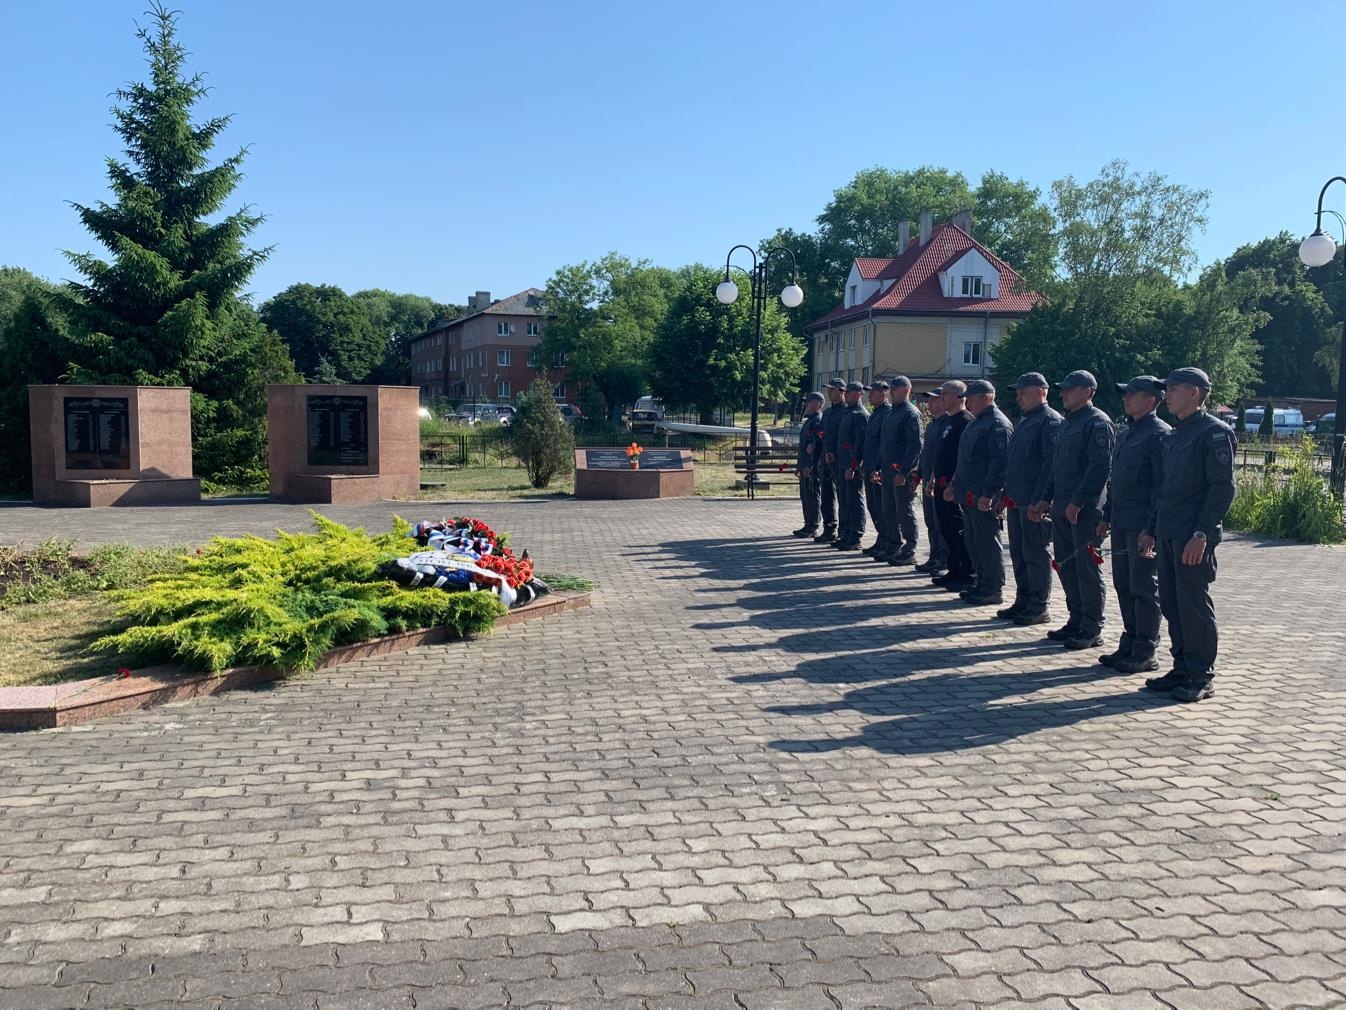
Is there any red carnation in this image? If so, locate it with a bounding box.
[1051,559,1060,573]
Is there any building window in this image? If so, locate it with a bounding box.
[527,322,540,336]
[862,367,871,383]
[553,383,566,400]
[496,322,509,336]
[849,330,855,350]
[849,284,857,305]
[449,356,456,371]
[497,349,511,367]
[863,326,869,347]
[961,276,983,297]
[527,350,539,368]
[847,369,855,382]
[497,380,510,399]
[963,342,983,366]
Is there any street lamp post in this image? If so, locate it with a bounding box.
[716,244,803,499]
[1298,175,1346,497]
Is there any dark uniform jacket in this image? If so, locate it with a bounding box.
[797,411,824,471]
[915,413,946,488]
[1005,404,1062,507]
[1103,412,1171,532]
[860,402,891,473]
[1154,411,1236,545]
[880,400,922,477]
[1046,403,1115,513]
[934,409,972,485]
[821,401,845,460]
[954,405,1013,504]
[837,403,870,471]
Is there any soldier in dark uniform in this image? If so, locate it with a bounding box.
[914,391,948,576]
[953,379,1013,605]
[1041,370,1115,650]
[833,381,870,551]
[814,379,846,543]
[1002,372,1062,626]
[793,391,827,538]
[1096,376,1171,672]
[861,381,893,559]
[880,375,922,566]
[933,381,975,592]
[1141,367,1236,703]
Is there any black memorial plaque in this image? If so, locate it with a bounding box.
[634,449,688,470]
[582,448,689,470]
[307,395,369,467]
[64,397,130,470]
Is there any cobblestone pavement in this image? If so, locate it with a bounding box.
[1,498,1344,1009]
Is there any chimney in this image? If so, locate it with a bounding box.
[919,210,933,246]
[897,220,910,253]
[952,209,973,234]
[468,290,491,311]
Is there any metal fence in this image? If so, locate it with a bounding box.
[419,428,778,468]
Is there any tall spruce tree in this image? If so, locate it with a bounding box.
[47,5,294,487]
[60,4,268,385]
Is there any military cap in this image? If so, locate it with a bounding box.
[1009,371,1048,390]
[922,389,941,398]
[1116,375,1166,396]
[870,379,890,390]
[825,377,846,390]
[1054,369,1098,390]
[965,379,995,396]
[845,381,865,392]
[890,374,912,389]
[804,391,824,403]
[1161,366,1212,391]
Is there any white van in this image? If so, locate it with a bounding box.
[1242,407,1306,437]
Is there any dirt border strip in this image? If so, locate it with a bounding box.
[0,591,591,732]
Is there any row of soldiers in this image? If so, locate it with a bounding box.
[794,367,1237,704]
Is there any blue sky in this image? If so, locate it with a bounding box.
[1,1,1341,307]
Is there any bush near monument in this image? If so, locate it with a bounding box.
[1227,437,1346,544]
[511,378,575,489]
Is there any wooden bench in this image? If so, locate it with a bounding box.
[732,445,798,498]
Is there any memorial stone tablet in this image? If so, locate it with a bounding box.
[63,396,130,470]
[581,448,690,470]
[307,395,369,467]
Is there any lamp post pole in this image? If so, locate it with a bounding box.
[1299,176,1346,497]
[717,245,803,499]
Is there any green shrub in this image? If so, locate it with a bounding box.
[1227,437,1346,544]
[511,379,574,488]
[91,513,507,672]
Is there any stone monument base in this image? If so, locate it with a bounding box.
[575,468,694,500]
[275,473,418,505]
[40,477,202,509]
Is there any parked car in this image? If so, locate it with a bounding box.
[628,396,665,433]
[1309,412,1336,439]
[557,403,583,424]
[495,404,515,427]
[1242,407,1305,438]
[453,404,505,427]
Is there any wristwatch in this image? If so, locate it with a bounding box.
[1191,531,1207,541]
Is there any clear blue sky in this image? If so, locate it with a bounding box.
[1,1,1341,306]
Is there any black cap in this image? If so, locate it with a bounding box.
[890,374,912,389]
[845,381,865,392]
[804,391,824,403]
[1009,371,1048,390]
[870,379,890,390]
[825,378,846,390]
[1116,375,1165,396]
[1054,369,1098,391]
[1162,366,1212,391]
[965,379,995,396]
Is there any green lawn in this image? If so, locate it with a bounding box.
[411,461,798,500]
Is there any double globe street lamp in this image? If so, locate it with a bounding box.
[716,244,803,498]
[1298,176,1346,497]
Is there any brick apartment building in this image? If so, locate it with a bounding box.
[407,288,575,406]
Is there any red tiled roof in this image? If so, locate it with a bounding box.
[806,223,1044,331]
[854,257,891,279]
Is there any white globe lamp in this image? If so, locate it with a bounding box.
[780,283,804,308]
[1300,229,1337,268]
[715,280,739,305]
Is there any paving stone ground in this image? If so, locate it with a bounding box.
[1,497,1344,1010]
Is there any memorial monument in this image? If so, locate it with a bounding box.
[267,384,419,503]
[574,447,694,499]
[28,385,201,507]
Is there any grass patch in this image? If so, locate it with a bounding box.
[0,539,189,609]
[412,461,797,500]
[539,573,595,592]
[0,596,134,687]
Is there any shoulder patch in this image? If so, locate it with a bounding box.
[1093,427,1110,448]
